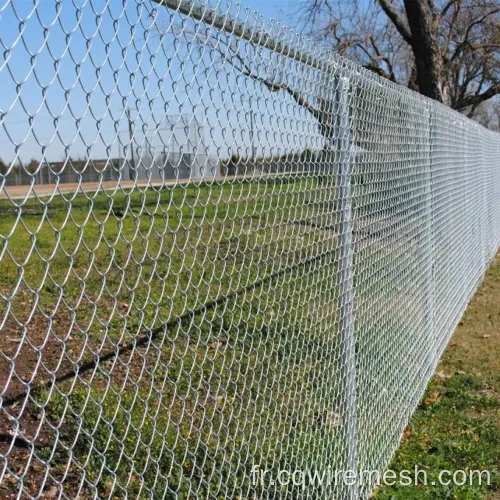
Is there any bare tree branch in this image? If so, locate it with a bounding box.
[441,0,458,17]
[450,7,500,62]
[470,43,500,50]
[455,83,500,110]
[182,26,338,142]
[376,0,413,44]
[368,35,397,81]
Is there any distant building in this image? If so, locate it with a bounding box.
[130,152,219,182]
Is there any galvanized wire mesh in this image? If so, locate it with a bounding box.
[0,0,499,498]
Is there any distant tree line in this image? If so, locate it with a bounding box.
[218,149,322,176]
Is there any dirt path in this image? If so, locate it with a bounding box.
[1,180,171,200]
[0,172,312,200]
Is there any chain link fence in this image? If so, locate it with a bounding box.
[0,0,499,498]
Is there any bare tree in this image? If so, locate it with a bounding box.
[300,0,500,117]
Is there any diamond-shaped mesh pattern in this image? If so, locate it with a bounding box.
[0,0,499,498]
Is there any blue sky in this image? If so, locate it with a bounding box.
[0,0,318,166]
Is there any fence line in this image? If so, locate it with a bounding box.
[0,0,499,498]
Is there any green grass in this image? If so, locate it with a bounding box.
[0,177,336,340]
[0,176,351,498]
[41,273,345,498]
[375,254,500,499]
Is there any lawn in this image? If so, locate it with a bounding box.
[0,176,351,498]
[376,253,500,499]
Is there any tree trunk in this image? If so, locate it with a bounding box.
[404,0,449,105]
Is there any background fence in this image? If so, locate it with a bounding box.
[0,0,499,498]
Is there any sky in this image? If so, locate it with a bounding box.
[0,0,313,167]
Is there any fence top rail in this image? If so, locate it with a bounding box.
[152,0,339,74]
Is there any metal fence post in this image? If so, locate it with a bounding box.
[425,104,436,378]
[480,128,488,269]
[337,76,358,499]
